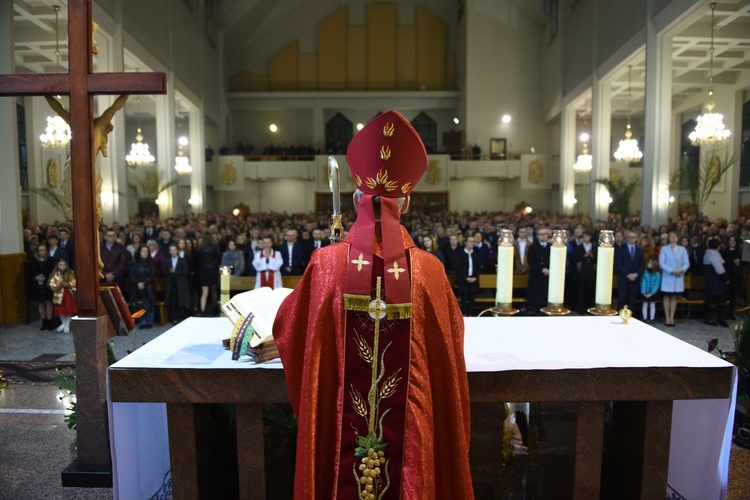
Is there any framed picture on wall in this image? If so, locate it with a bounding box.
[490,138,507,159]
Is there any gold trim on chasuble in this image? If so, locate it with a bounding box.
[343,246,413,499]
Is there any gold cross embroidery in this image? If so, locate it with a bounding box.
[351,253,371,271]
[386,261,406,280]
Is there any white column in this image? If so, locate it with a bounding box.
[155,80,177,218]
[189,105,206,213]
[590,72,611,221]
[0,0,23,254]
[559,102,577,214]
[641,17,672,227]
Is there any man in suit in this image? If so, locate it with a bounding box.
[615,231,645,310]
[301,227,329,268]
[58,227,75,269]
[279,229,303,275]
[456,235,482,316]
[527,227,551,313]
[143,219,158,241]
[101,229,129,292]
[46,234,69,265]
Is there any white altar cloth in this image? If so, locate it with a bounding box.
[108,316,736,499]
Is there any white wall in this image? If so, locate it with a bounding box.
[463,0,549,158]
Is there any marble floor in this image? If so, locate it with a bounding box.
[0,312,745,498]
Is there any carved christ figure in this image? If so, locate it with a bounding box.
[44,94,129,222]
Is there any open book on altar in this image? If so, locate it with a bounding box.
[220,287,293,361]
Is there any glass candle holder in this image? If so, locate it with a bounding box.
[551,229,567,247]
[499,228,514,246]
[599,230,615,247]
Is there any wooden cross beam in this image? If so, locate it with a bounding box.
[0,0,166,316]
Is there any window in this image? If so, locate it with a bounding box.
[17,103,28,190]
[741,100,750,187]
[325,112,353,154]
[544,0,559,41]
[410,112,437,154]
[680,119,700,189]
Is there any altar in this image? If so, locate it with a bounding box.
[107,317,736,499]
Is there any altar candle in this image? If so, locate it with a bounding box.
[595,231,615,307]
[495,229,514,305]
[219,266,231,307]
[547,231,567,305]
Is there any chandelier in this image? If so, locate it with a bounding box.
[614,66,643,163]
[573,131,592,173]
[689,3,731,146]
[125,95,155,166]
[39,5,71,150]
[174,136,192,174]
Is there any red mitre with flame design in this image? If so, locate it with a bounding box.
[344,111,428,313]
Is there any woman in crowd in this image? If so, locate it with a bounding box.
[703,238,729,327]
[47,257,77,333]
[638,234,655,264]
[574,231,597,315]
[146,239,165,277]
[659,232,690,327]
[640,257,661,325]
[196,233,220,315]
[29,244,56,330]
[220,239,245,276]
[126,233,142,259]
[129,245,156,329]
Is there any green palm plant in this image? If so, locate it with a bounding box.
[595,176,640,219]
[25,187,67,220]
[669,146,737,227]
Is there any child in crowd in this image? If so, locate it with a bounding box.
[47,258,77,333]
[640,257,661,325]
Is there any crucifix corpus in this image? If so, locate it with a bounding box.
[0,0,166,482]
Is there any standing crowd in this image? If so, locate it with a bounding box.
[24,208,748,328]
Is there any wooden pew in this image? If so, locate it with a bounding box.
[229,275,303,293]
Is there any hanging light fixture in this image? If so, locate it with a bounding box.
[125,95,155,166]
[39,5,71,149]
[573,125,592,173]
[174,136,192,174]
[689,3,731,146]
[614,66,643,163]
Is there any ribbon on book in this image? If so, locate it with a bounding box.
[231,313,255,361]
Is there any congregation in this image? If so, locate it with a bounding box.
[23,207,748,329]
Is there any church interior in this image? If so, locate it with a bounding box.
[1,0,750,498]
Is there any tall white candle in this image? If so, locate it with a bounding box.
[595,245,614,307]
[219,266,231,310]
[547,244,566,305]
[496,245,513,304]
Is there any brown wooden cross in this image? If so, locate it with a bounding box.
[0,0,166,316]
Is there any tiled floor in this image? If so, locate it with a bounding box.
[0,313,744,498]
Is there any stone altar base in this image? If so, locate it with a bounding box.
[61,315,114,488]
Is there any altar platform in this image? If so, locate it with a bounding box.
[107,316,736,499]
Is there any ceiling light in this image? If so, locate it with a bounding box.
[453,117,460,125]
[689,3,731,146]
[614,66,643,163]
[39,6,71,150]
[356,123,364,131]
[126,95,155,166]
[269,124,278,133]
[501,114,511,124]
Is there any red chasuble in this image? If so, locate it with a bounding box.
[274,225,474,499]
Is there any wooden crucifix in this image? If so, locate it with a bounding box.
[0,0,166,476]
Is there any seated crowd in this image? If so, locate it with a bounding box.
[24,208,748,329]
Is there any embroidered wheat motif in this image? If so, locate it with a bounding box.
[349,384,368,418]
[379,368,402,399]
